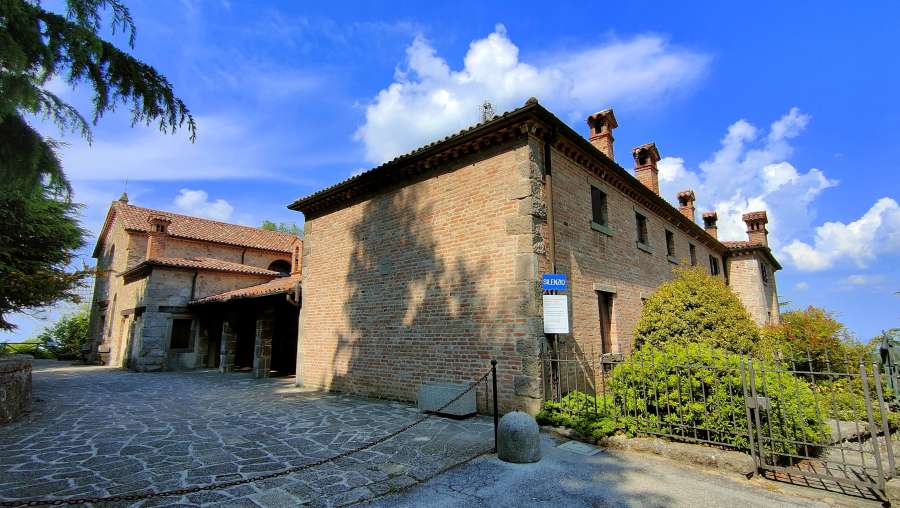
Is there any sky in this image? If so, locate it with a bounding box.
[5,0,899,342]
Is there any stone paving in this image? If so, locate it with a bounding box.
[0,361,494,507]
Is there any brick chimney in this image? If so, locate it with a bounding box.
[742,211,769,247]
[291,240,303,275]
[702,211,718,239]
[586,109,618,160]
[632,143,660,195]
[677,190,696,222]
[146,216,172,260]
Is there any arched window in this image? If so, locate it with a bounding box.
[268,259,291,275]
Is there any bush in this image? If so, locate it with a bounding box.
[536,391,620,440]
[755,306,867,371]
[609,343,830,456]
[32,305,89,359]
[634,267,759,353]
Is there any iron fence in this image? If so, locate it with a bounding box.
[541,344,898,496]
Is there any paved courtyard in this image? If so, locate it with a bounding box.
[0,361,493,507]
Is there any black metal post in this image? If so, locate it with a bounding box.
[491,359,499,452]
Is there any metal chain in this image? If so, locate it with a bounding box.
[0,369,492,508]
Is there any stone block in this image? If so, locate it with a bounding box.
[0,355,32,425]
[513,374,542,398]
[497,411,541,463]
[416,383,476,416]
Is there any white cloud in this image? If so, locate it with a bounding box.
[783,198,900,271]
[356,25,710,163]
[173,189,234,221]
[656,108,838,250]
[794,282,809,290]
[844,274,885,286]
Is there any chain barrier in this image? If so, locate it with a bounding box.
[0,368,495,507]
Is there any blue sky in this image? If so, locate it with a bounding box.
[6,0,898,341]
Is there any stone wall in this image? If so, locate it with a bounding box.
[548,146,725,357]
[299,138,543,412]
[0,356,32,425]
[130,268,273,371]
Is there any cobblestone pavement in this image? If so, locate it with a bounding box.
[0,361,493,507]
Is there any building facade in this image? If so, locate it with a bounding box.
[289,99,781,412]
[87,197,302,375]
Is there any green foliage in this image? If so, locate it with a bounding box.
[609,343,830,456]
[0,0,193,329]
[32,305,89,359]
[755,306,867,371]
[634,267,759,353]
[261,220,303,237]
[812,377,900,430]
[536,391,619,440]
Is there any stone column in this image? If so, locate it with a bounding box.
[253,316,273,379]
[219,319,237,373]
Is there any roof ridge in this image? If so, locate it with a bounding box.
[114,201,299,241]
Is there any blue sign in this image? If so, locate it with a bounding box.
[542,273,568,291]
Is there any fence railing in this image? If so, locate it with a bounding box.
[541,344,898,495]
[0,342,48,357]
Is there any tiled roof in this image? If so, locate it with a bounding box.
[94,201,299,257]
[742,211,768,222]
[288,99,537,211]
[120,256,283,279]
[190,274,301,305]
[722,240,759,249]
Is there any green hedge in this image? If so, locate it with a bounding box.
[609,343,830,456]
[536,391,619,440]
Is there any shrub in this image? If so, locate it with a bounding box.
[755,306,866,372]
[609,342,830,456]
[32,305,89,359]
[634,267,759,353]
[536,391,620,440]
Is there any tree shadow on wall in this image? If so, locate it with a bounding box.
[327,179,497,411]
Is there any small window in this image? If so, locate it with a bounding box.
[689,244,697,266]
[170,319,192,350]
[635,212,648,245]
[760,263,769,285]
[665,230,675,258]
[709,255,720,276]
[591,186,608,226]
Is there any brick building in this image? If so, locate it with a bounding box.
[86,196,302,376]
[289,98,780,412]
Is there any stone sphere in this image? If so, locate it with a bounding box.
[497,411,541,463]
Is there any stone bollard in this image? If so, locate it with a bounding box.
[497,411,541,463]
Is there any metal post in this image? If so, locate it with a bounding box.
[491,359,499,452]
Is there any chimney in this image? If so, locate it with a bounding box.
[677,190,696,222]
[632,143,661,195]
[702,211,718,239]
[146,215,171,260]
[586,109,618,160]
[742,211,769,247]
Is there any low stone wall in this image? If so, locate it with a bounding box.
[0,355,32,424]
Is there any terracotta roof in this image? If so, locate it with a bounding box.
[287,97,727,254]
[120,256,283,279]
[94,201,299,257]
[190,274,301,305]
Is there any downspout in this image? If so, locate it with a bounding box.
[190,271,198,301]
[240,248,247,265]
[544,136,557,272]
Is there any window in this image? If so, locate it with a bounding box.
[597,292,613,355]
[709,255,720,276]
[665,230,676,259]
[591,186,608,226]
[760,263,769,285]
[689,244,697,266]
[268,259,292,274]
[635,212,648,246]
[170,319,193,350]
